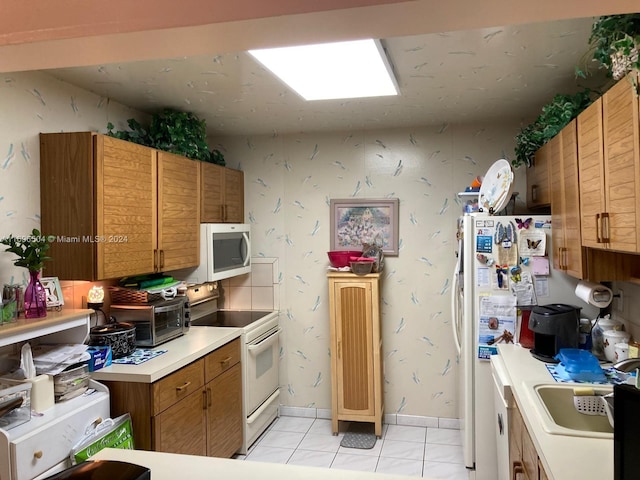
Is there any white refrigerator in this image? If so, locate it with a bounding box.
[451,213,589,480]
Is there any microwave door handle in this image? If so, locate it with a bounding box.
[242,232,250,266]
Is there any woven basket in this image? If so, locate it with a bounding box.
[108,286,163,304]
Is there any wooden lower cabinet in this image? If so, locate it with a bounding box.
[104,338,242,458]
[510,401,548,480]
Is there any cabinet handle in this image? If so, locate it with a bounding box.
[531,185,538,202]
[557,247,564,270]
[562,247,568,270]
[207,387,212,407]
[159,250,165,269]
[153,249,158,269]
[602,212,610,243]
[220,356,232,367]
[512,461,524,480]
[176,381,191,392]
[595,214,602,243]
[34,451,43,459]
[202,390,207,410]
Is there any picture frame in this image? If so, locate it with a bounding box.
[330,198,399,256]
[40,276,64,309]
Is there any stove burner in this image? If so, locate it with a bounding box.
[190,310,273,328]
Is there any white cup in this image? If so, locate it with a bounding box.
[615,342,630,362]
[603,329,630,362]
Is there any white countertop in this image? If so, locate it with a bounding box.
[497,344,613,480]
[90,326,243,383]
[91,448,440,480]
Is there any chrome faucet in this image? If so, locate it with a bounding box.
[612,358,640,372]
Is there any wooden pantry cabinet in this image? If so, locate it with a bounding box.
[578,73,640,254]
[39,132,200,280]
[102,338,243,458]
[328,272,383,437]
[200,161,244,223]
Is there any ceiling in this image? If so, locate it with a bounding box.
[44,16,606,137]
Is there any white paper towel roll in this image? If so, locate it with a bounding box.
[575,280,613,308]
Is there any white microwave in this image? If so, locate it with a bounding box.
[171,223,251,283]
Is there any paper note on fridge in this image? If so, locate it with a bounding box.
[532,256,550,275]
[477,295,517,359]
[518,229,546,256]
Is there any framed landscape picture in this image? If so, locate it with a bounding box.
[330,198,399,255]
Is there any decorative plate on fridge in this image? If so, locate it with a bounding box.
[478,159,514,214]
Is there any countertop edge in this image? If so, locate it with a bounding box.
[90,327,243,383]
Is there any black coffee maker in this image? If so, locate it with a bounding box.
[528,303,581,362]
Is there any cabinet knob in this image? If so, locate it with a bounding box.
[34,451,43,459]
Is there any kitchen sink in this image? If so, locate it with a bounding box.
[525,382,613,439]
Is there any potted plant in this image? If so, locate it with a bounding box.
[0,229,52,318]
[587,14,640,81]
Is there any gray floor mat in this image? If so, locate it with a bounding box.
[340,422,377,449]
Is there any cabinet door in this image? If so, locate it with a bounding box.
[96,135,157,279]
[578,98,606,249]
[602,73,640,253]
[154,388,207,456]
[548,123,587,278]
[559,121,585,278]
[40,132,96,280]
[223,167,244,223]
[200,163,244,223]
[200,162,225,223]
[157,151,201,271]
[527,141,551,208]
[549,134,565,271]
[332,280,375,416]
[206,363,243,458]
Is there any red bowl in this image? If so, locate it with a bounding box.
[327,250,363,268]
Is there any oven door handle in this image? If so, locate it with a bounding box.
[247,328,281,355]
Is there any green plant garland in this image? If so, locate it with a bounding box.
[512,89,594,168]
[107,109,225,166]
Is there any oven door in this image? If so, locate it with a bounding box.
[246,327,280,415]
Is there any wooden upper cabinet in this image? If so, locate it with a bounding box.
[40,132,200,280]
[550,120,585,278]
[526,140,552,209]
[157,151,200,271]
[200,162,244,223]
[578,73,640,253]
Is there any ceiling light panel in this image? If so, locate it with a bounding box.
[249,39,399,101]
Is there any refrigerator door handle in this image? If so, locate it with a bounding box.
[451,261,462,354]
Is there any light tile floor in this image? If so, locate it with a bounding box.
[235,416,469,479]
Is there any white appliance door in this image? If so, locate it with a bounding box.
[460,214,475,470]
[246,327,281,415]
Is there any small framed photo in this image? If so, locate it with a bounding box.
[330,198,399,255]
[41,277,64,309]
